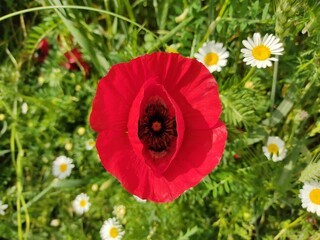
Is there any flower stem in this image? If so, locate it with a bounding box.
[234,67,255,88]
[197,0,230,50]
[269,57,279,127]
[242,67,255,83]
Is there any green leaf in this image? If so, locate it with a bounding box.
[263,97,294,126]
[261,3,270,20]
[53,179,87,188]
[24,15,60,59]
[177,226,198,240]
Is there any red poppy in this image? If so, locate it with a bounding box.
[64,48,89,77]
[90,52,227,202]
[34,38,49,63]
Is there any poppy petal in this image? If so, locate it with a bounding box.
[96,130,143,192]
[164,120,227,188]
[137,52,222,129]
[90,61,148,132]
[96,121,226,203]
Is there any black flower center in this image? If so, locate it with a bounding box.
[138,99,177,153]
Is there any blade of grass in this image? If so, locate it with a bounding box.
[147,16,193,53]
[159,0,170,30]
[0,5,157,41]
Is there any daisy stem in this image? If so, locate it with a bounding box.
[269,56,279,127]
[240,67,255,85]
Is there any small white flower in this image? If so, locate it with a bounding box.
[21,102,28,114]
[100,218,125,240]
[299,181,320,216]
[133,195,147,203]
[241,32,284,68]
[0,200,8,215]
[262,136,287,162]
[112,205,126,219]
[85,139,96,150]
[72,193,91,215]
[50,219,60,227]
[194,41,229,73]
[52,156,74,179]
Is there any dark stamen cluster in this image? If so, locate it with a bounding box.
[138,100,177,153]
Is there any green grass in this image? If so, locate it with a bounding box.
[0,0,320,239]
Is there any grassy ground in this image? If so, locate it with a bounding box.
[0,0,320,239]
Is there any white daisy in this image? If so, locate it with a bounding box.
[85,139,96,150]
[0,200,8,215]
[241,32,284,68]
[100,218,125,240]
[262,136,287,162]
[72,193,91,215]
[52,156,74,179]
[299,181,320,216]
[194,41,229,73]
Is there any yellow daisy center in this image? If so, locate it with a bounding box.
[79,199,87,207]
[204,52,219,66]
[110,227,119,238]
[252,45,271,60]
[88,140,95,147]
[310,188,320,205]
[267,143,279,155]
[59,163,67,172]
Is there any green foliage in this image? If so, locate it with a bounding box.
[24,15,60,60]
[0,0,319,239]
[300,153,320,183]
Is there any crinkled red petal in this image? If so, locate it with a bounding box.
[163,121,227,198]
[96,121,227,203]
[90,60,146,132]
